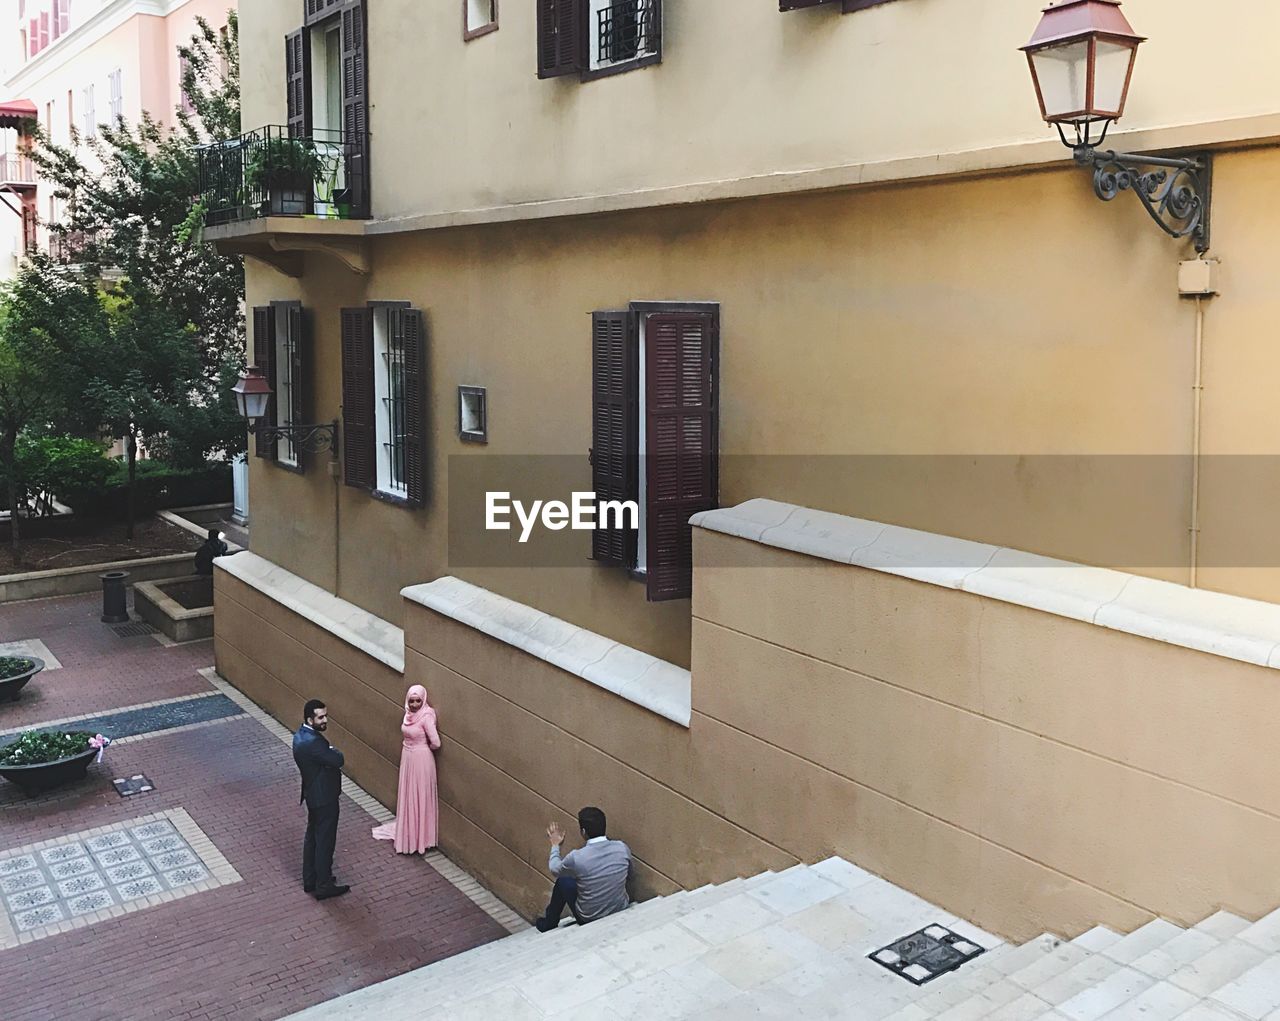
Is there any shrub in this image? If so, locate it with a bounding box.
[16,435,112,504]
[0,731,92,766]
[0,657,35,681]
[61,460,232,519]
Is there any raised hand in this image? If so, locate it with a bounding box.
[547,821,565,847]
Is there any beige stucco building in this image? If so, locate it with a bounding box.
[211,0,1280,939]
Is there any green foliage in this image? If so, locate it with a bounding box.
[245,136,325,192]
[0,657,35,681]
[29,9,246,473]
[0,731,91,767]
[13,436,112,502]
[61,461,231,519]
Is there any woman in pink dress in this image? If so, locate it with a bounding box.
[371,684,440,853]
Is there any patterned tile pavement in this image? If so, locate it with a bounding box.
[0,593,515,1021]
[0,808,240,947]
[0,690,244,741]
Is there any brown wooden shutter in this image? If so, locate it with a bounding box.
[252,306,278,462]
[644,313,718,602]
[340,306,375,489]
[590,310,638,568]
[402,308,427,507]
[306,0,344,24]
[285,29,311,138]
[340,0,369,213]
[537,0,583,79]
[288,303,309,473]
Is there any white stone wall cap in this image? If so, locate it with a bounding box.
[694,501,1280,673]
[402,578,691,727]
[217,552,405,673]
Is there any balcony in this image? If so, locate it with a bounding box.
[195,125,370,277]
[0,154,36,188]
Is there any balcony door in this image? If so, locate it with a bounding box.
[309,21,346,213]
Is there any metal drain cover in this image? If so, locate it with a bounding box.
[869,924,986,985]
[111,621,157,638]
[112,775,155,798]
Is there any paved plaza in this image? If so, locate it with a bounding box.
[0,593,512,1021]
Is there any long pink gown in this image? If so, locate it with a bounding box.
[371,708,440,853]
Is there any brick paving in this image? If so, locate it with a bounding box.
[0,593,509,1021]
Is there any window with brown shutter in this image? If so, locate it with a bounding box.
[643,312,718,602]
[781,0,899,12]
[590,304,719,601]
[282,303,310,473]
[401,308,427,507]
[537,0,582,78]
[340,0,369,212]
[342,303,428,505]
[590,310,639,568]
[341,306,375,489]
[252,306,277,462]
[285,29,311,138]
[779,0,838,9]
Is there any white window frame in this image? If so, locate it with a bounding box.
[82,84,95,138]
[108,69,123,122]
[372,307,408,498]
[273,305,298,468]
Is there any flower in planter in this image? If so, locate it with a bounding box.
[89,733,112,764]
[0,731,95,767]
[0,656,34,681]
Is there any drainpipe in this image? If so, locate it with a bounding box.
[1179,259,1220,588]
[1188,294,1205,589]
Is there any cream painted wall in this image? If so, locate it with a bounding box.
[240,0,1280,221]
[246,146,1280,662]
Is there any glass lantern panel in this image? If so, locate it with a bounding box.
[1093,39,1136,116]
[1031,41,1089,121]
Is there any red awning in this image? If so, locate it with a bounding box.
[0,100,38,131]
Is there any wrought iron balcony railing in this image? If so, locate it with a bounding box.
[597,0,659,64]
[196,125,370,227]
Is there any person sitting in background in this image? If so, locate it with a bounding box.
[535,806,631,932]
[194,528,229,576]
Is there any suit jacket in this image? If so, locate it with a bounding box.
[293,725,344,810]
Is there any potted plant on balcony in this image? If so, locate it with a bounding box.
[245,136,323,217]
[0,655,43,702]
[0,730,110,795]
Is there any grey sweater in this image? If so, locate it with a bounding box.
[549,837,632,922]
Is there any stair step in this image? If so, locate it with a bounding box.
[1237,906,1280,955]
[1103,919,1185,965]
[1097,980,1198,1020]
[1206,953,1280,1018]
[1053,963,1155,1020]
[1165,939,1270,999]
[1130,929,1222,981]
[1073,927,1124,953]
[1008,940,1094,993]
[1194,911,1252,942]
[1033,953,1133,1008]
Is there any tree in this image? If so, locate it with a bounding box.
[0,260,109,555]
[30,11,245,481]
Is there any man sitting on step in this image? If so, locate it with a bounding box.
[535,806,632,932]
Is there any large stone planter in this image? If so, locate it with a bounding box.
[0,746,98,795]
[0,656,43,702]
[134,576,214,643]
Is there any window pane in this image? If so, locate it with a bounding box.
[1031,42,1089,120]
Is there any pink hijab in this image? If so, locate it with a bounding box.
[402,684,432,727]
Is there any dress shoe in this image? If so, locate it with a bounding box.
[314,884,350,901]
[304,878,339,893]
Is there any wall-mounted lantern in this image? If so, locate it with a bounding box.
[1022,0,1210,252]
[231,366,340,454]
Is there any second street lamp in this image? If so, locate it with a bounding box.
[231,367,340,456]
[1022,0,1210,253]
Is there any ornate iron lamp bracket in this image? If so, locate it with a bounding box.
[1073,145,1212,254]
[250,420,340,455]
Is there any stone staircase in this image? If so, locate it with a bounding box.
[287,859,1280,1020]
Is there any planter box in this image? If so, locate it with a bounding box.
[0,656,44,702]
[135,575,214,643]
[0,553,193,605]
[0,746,98,795]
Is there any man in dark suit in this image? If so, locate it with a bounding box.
[292,699,350,900]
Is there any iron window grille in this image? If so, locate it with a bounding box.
[276,319,298,466]
[597,0,658,64]
[380,319,408,495]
